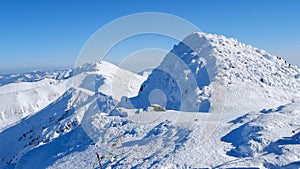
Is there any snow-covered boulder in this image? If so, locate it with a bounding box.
[147,104,166,112]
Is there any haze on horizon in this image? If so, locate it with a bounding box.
[0,0,299,74]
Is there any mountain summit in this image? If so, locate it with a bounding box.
[122,32,300,113]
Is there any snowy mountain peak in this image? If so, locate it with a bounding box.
[180,32,299,85]
[73,61,119,75]
[73,61,146,100]
[122,32,300,113]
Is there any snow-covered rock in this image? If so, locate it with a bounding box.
[146,104,166,112]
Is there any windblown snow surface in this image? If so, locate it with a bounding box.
[1,32,300,169]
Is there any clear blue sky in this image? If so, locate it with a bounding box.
[0,0,299,73]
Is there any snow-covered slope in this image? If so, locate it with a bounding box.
[0,69,73,130]
[219,99,300,168]
[0,61,146,168]
[150,98,300,168]
[0,61,145,130]
[7,98,300,169]
[0,78,71,130]
[1,32,300,169]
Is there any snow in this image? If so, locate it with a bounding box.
[0,32,300,169]
[0,78,71,130]
[0,61,146,168]
[0,69,72,86]
[0,61,145,131]
[72,61,146,100]
[8,100,300,168]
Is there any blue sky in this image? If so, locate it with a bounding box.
[0,0,299,73]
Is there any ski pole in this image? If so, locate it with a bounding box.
[95,152,102,169]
